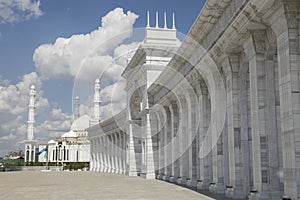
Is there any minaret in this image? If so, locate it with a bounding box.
[90,79,101,126]
[74,96,80,121]
[24,85,37,163]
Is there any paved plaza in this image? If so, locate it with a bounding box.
[0,171,215,200]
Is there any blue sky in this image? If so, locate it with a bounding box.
[0,0,205,155]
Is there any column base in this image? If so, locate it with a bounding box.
[197,180,210,190]
[225,186,246,199]
[282,195,292,200]
[127,171,138,176]
[209,182,225,194]
[177,177,187,185]
[248,190,281,200]
[162,175,169,181]
[186,178,197,188]
[157,174,164,180]
[145,173,156,180]
[169,176,176,183]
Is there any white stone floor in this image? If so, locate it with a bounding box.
[0,171,215,200]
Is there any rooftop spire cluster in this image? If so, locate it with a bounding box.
[146,11,176,30]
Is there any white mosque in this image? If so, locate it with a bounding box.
[26,79,102,165]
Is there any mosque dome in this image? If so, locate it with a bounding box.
[48,139,56,144]
[61,130,77,138]
[70,115,91,131]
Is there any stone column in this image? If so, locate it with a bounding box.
[186,91,198,188]
[90,140,95,171]
[177,95,188,185]
[163,106,172,180]
[168,103,175,182]
[144,112,156,179]
[172,101,180,183]
[95,138,99,172]
[111,134,115,173]
[94,139,97,172]
[156,112,163,178]
[163,108,168,180]
[107,135,111,173]
[239,55,252,197]
[99,137,104,172]
[123,132,127,174]
[197,88,212,190]
[120,132,123,174]
[103,137,107,172]
[244,30,281,199]
[222,54,250,198]
[270,2,300,199]
[114,133,119,173]
[195,84,201,183]
[94,140,97,172]
[127,119,138,176]
[117,132,121,174]
[244,30,266,198]
[111,134,116,173]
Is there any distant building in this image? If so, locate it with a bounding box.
[2,150,25,166]
[39,115,91,164]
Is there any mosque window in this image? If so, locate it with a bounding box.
[26,150,29,161]
[63,146,66,161]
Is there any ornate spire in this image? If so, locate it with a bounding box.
[147,11,150,28]
[25,85,37,163]
[155,12,159,28]
[164,12,167,29]
[27,85,36,140]
[172,12,176,29]
[74,96,80,121]
[90,79,101,126]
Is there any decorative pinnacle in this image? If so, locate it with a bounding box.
[30,85,36,97]
[172,12,176,29]
[155,12,159,28]
[147,11,150,28]
[164,12,167,29]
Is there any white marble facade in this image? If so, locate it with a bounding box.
[88,1,300,200]
[43,115,91,163]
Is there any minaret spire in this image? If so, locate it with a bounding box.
[172,12,176,29]
[155,12,159,28]
[74,96,80,121]
[164,12,167,29]
[27,85,36,140]
[90,79,101,126]
[147,11,150,28]
[25,85,37,163]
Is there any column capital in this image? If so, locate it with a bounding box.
[243,30,266,59]
[221,54,240,78]
[268,1,299,36]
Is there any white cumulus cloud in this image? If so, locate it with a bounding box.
[33,7,138,83]
[36,108,72,140]
[33,7,141,121]
[0,0,42,24]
